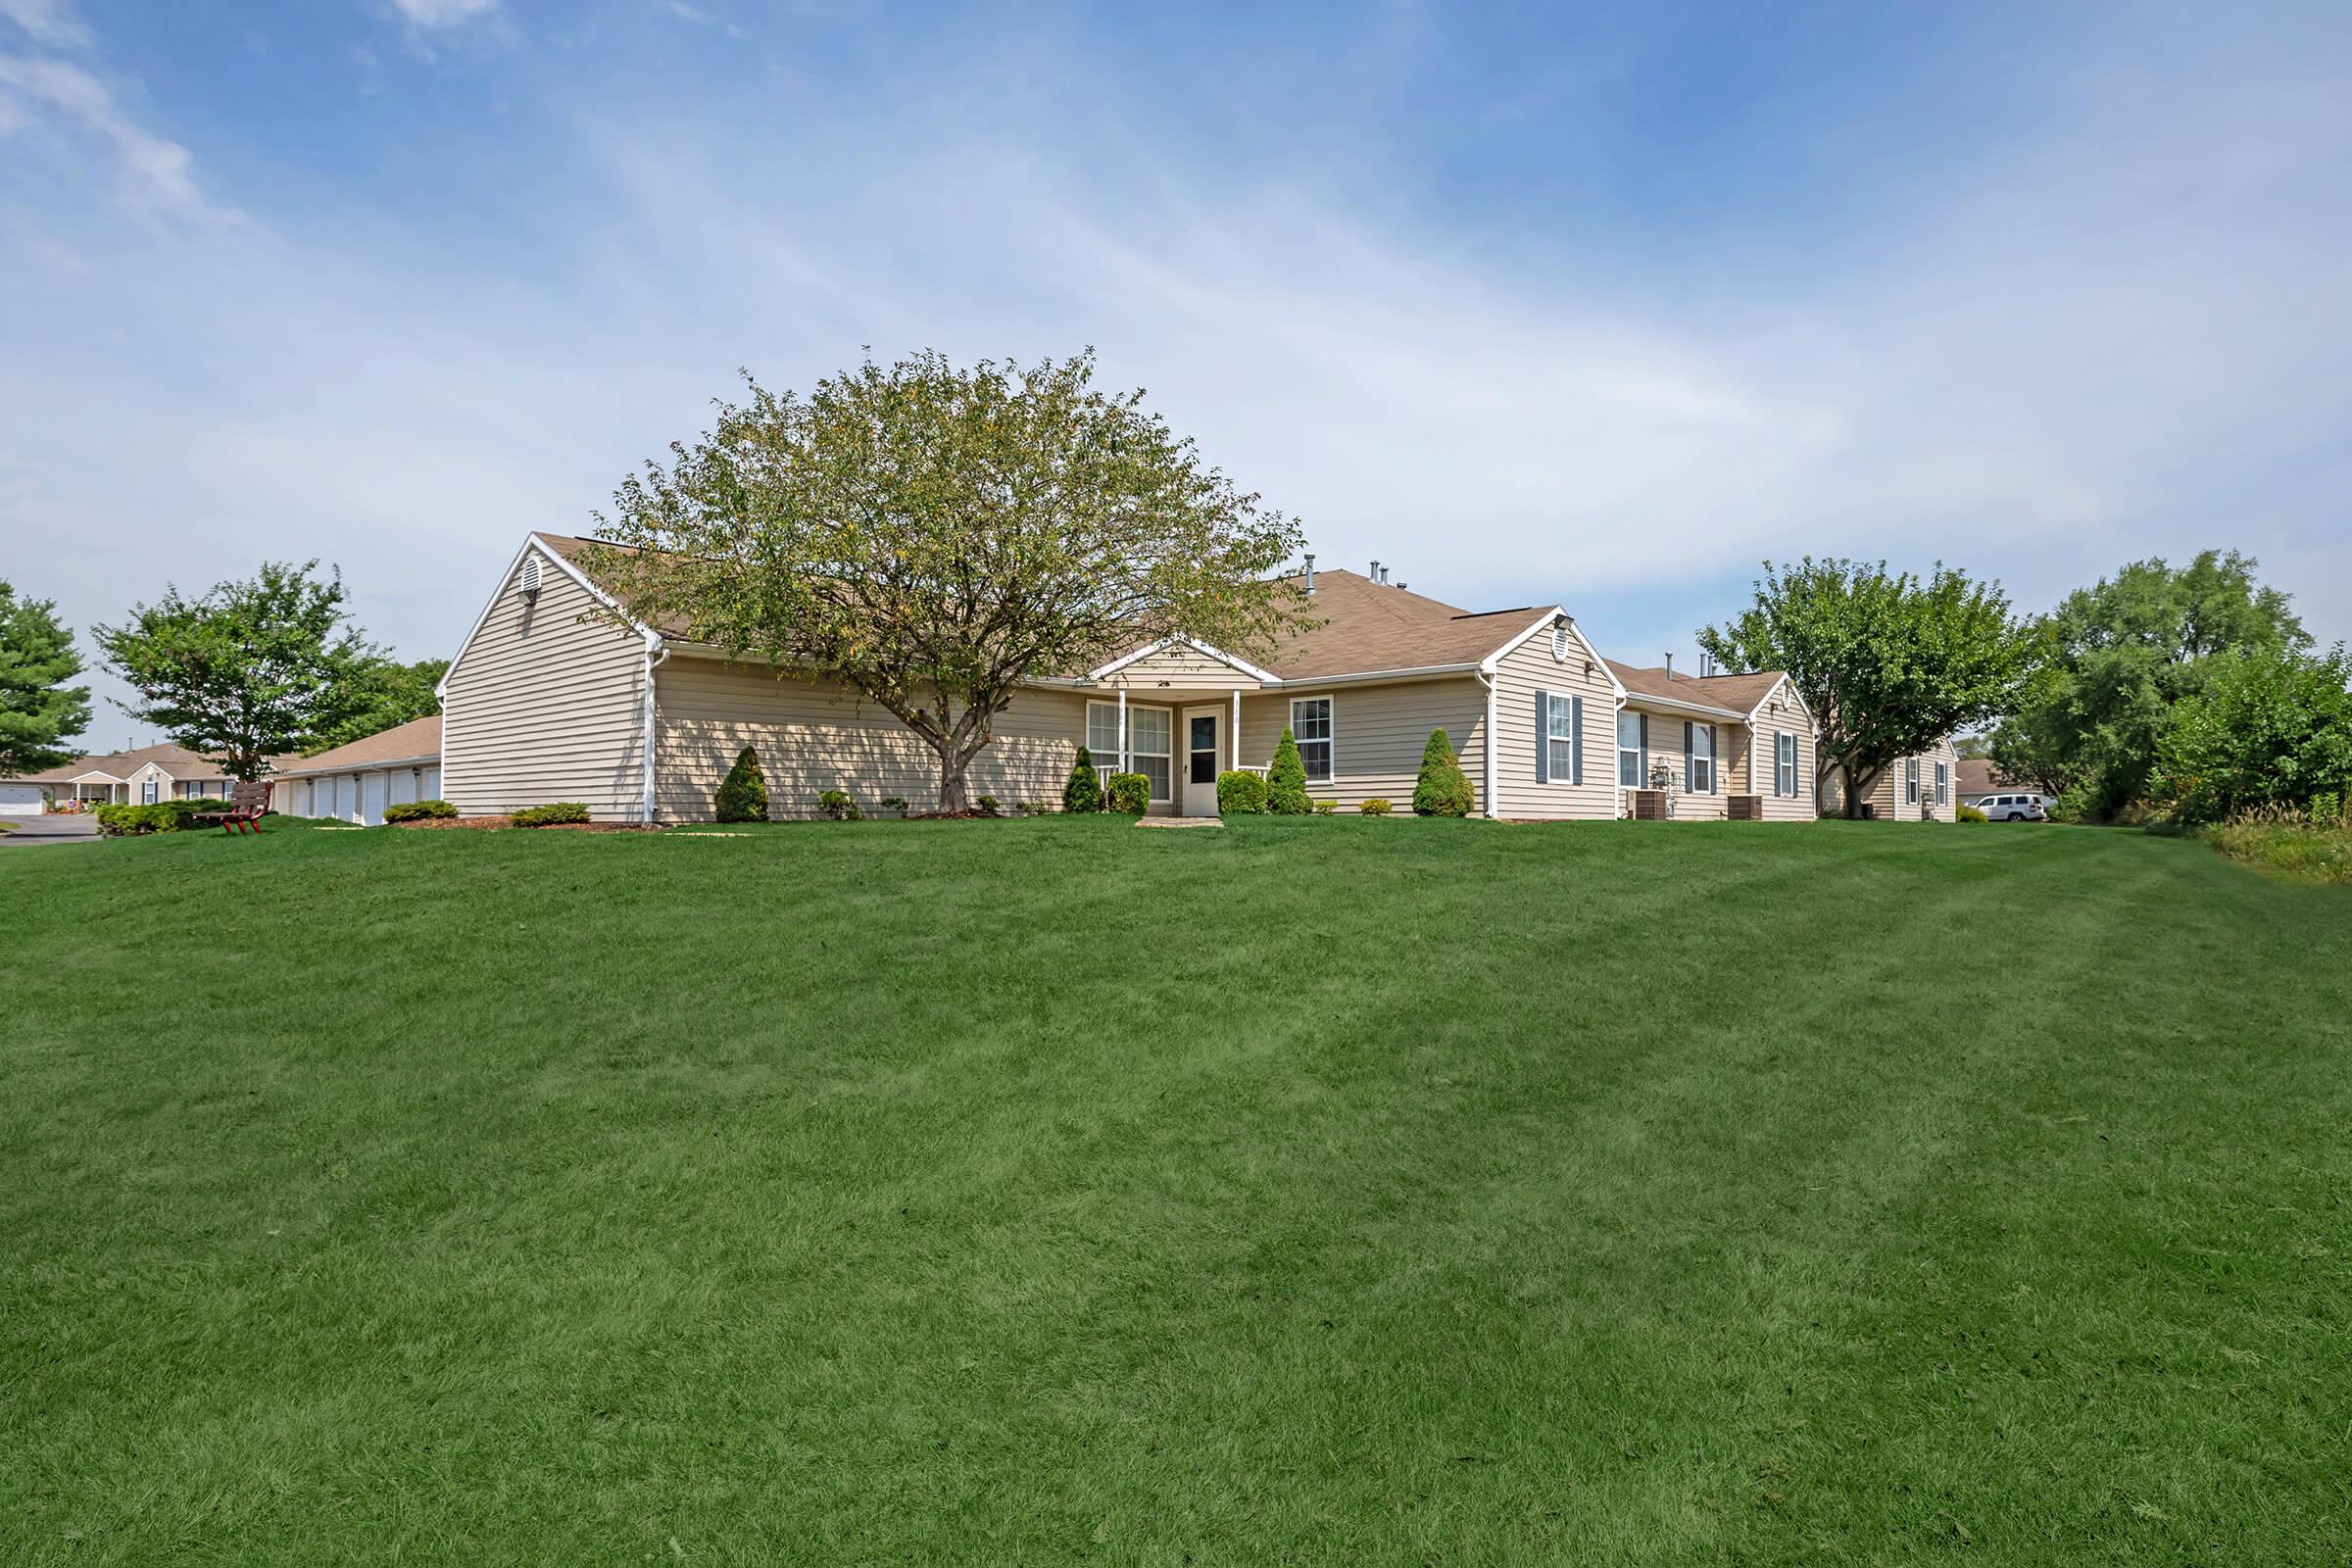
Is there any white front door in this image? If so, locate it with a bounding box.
[1181,706,1222,816]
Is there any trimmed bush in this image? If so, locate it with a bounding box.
[1217,769,1267,814]
[714,746,770,823]
[1313,799,1337,815]
[975,794,1003,817]
[383,799,458,823]
[511,802,590,827]
[1412,728,1475,817]
[1105,772,1150,815]
[1063,744,1103,813]
[1359,798,1393,816]
[816,789,862,821]
[1265,728,1312,815]
[1017,799,1053,816]
[94,798,238,835]
[1956,803,1988,823]
[880,795,909,818]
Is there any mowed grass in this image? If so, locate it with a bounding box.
[2,816,2347,1565]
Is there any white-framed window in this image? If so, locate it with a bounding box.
[1935,760,1948,806]
[1085,701,1123,767]
[1905,758,1921,805]
[1545,693,1574,781]
[1127,706,1173,802]
[1777,731,1798,797]
[1617,710,1642,788]
[1690,723,1714,794]
[1289,696,1334,783]
[140,776,159,805]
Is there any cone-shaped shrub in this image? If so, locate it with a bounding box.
[1063,744,1102,813]
[1266,727,1313,814]
[714,746,769,822]
[1412,727,1475,817]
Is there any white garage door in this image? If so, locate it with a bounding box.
[421,765,441,800]
[388,768,417,808]
[334,775,357,822]
[361,772,388,826]
[0,782,45,816]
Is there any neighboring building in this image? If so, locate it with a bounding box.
[1603,662,1820,821]
[0,742,297,813]
[436,533,1832,825]
[1862,737,1961,822]
[1956,757,2027,808]
[271,717,444,825]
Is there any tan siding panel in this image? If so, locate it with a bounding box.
[442,549,648,820]
[1236,679,1486,813]
[1490,631,1619,820]
[655,659,1091,819]
[1112,647,1264,690]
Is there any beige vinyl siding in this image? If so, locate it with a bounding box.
[1619,704,1734,820]
[1490,627,1617,820]
[1866,736,1961,822]
[654,657,1092,819]
[1236,678,1486,813]
[1112,646,1265,690]
[1744,689,1820,820]
[442,547,649,820]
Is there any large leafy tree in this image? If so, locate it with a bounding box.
[0,580,92,774]
[306,656,448,755]
[95,561,375,780]
[2154,643,2352,823]
[1991,551,2305,816]
[586,350,1310,812]
[1698,558,2031,817]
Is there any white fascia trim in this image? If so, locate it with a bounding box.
[1482,609,1626,703]
[1622,690,1746,722]
[1744,674,1817,730]
[437,536,659,700]
[1086,634,1282,686]
[271,754,440,779]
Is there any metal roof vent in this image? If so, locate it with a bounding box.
[519,555,542,602]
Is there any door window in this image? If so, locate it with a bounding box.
[1189,714,1218,786]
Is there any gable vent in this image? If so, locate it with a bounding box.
[519,555,542,602]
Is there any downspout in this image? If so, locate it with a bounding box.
[641,638,669,824]
[1474,668,1498,819]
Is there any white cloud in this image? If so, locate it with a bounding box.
[388,0,498,27]
[0,53,234,218]
[0,0,90,49]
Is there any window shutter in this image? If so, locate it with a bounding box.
[1571,695,1585,785]
[1684,721,1693,791]
[1534,691,1549,784]
[1639,713,1648,783]
[1709,725,1718,793]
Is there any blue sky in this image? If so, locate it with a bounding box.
[6,1,2349,742]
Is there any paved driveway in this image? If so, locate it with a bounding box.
[0,814,100,847]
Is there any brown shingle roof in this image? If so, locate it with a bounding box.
[1606,661,1788,718]
[537,532,1557,683]
[274,716,443,776]
[8,741,302,785]
[1955,758,2019,796]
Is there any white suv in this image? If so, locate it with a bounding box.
[1978,793,2050,821]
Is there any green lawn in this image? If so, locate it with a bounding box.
[3,817,2346,1564]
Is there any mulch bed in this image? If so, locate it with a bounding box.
[395,817,662,833]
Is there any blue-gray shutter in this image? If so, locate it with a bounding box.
[1639,713,1648,784]
[1684,721,1693,792]
[1708,724,1718,793]
[1534,691,1549,784]
[1571,695,1585,785]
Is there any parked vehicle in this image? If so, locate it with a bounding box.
[1977,792,2050,821]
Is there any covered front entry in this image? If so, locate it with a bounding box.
[1181,706,1224,816]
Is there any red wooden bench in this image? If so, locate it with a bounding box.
[193,779,272,835]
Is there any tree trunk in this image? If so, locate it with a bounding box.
[1839,760,1866,818]
[935,748,971,815]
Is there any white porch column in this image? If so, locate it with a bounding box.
[1118,686,1128,773]
[1231,689,1241,769]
